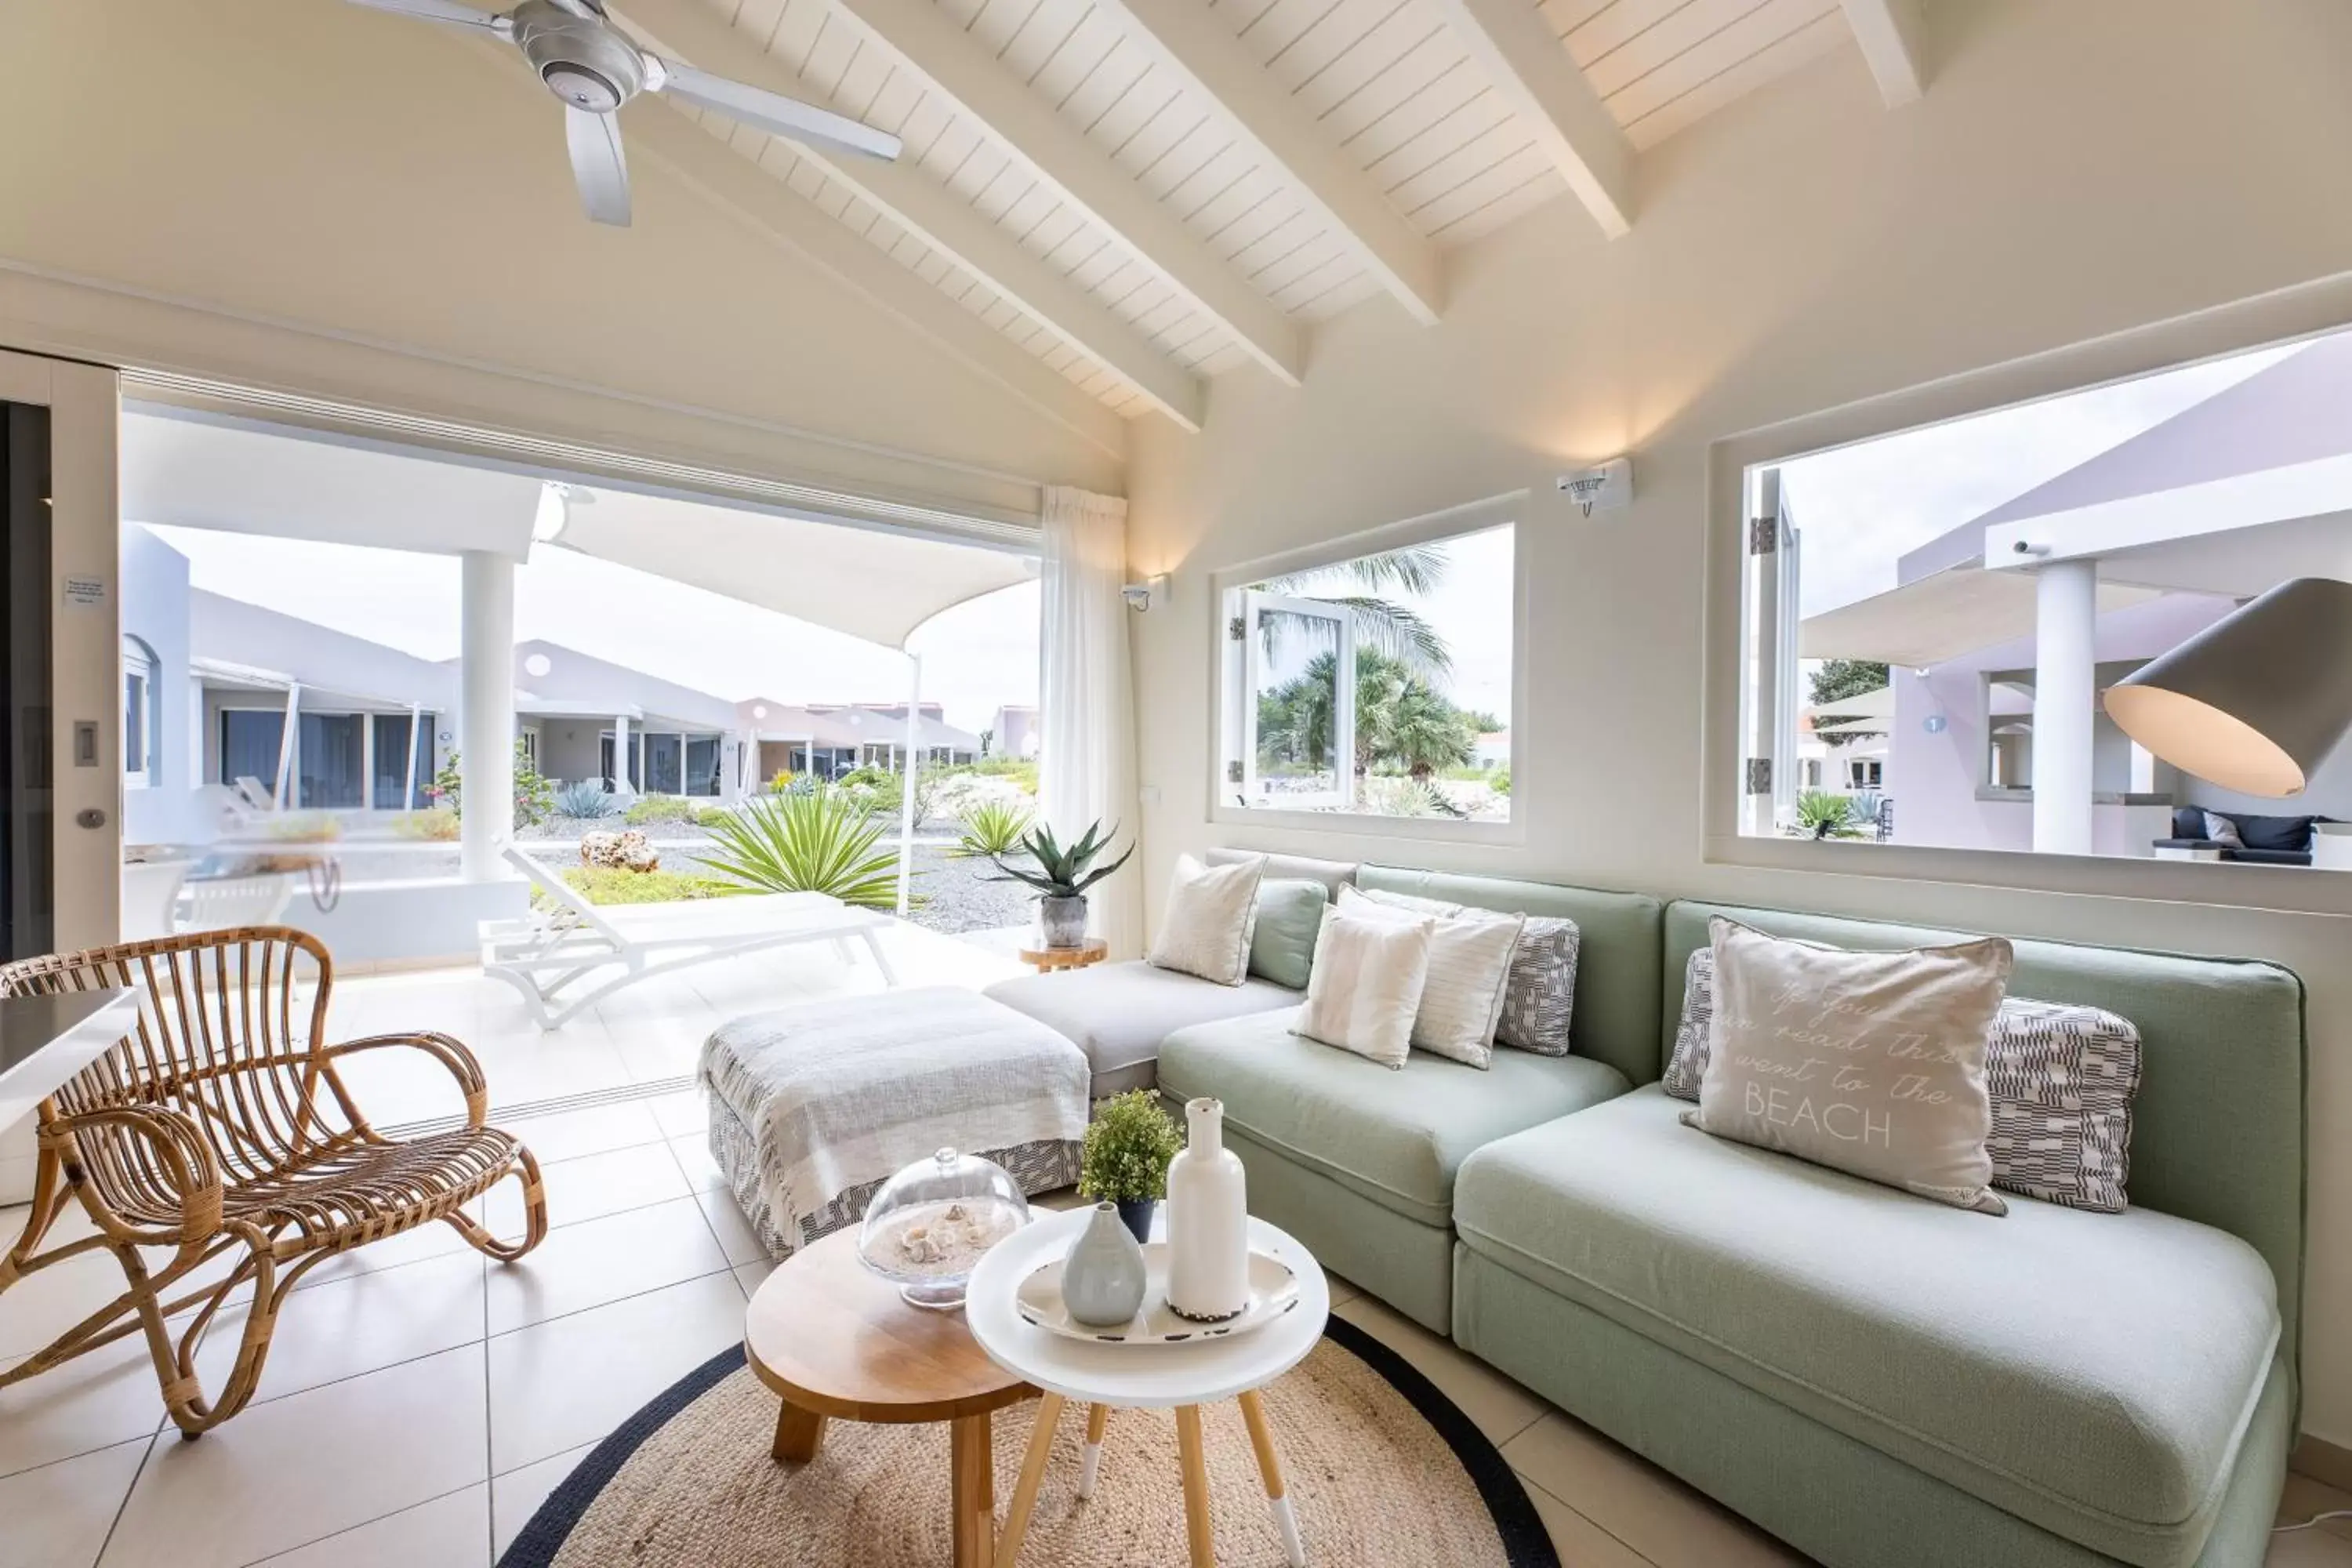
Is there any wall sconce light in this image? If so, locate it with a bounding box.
[1557,457,1632,517]
[1123,573,1170,612]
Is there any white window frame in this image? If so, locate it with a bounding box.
[1702,273,2352,917]
[122,637,158,789]
[1207,491,1526,845]
[1238,590,1356,812]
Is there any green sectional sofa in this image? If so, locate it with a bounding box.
[1156,865,1663,1334]
[986,865,2306,1568]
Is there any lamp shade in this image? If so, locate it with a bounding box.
[2103,577,2352,797]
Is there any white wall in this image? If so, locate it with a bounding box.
[1125,0,2352,1446]
[118,524,202,846]
[0,0,1125,510]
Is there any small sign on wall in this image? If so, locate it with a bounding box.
[62,575,106,609]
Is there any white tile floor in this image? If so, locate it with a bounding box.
[0,919,2343,1567]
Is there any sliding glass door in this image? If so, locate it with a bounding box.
[0,400,53,962]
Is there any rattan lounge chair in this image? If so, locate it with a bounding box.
[0,927,546,1436]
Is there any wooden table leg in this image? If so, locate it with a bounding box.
[772,1400,825,1463]
[951,1413,993,1568]
[994,1390,1065,1568]
[1077,1403,1109,1499]
[1175,1403,1215,1568]
[1239,1388,1305,1566]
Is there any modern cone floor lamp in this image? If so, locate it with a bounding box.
[2103,577,2352,797]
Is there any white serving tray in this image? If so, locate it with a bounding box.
[1014,1243,1301,1345]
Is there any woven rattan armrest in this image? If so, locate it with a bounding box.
[324,1032,492,1127]
[38,1104,227,1244]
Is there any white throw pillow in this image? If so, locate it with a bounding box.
[1290,906,1434,1069]
[1146,854,1265,986]
[1339,887,1523,1068]
[1684,918,2013,1214]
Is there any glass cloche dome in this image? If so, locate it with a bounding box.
[858,1147,1031,1309]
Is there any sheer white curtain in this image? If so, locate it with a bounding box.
[1038,485,1142,957]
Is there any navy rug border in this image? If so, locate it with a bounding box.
[499,1316,1559,1567]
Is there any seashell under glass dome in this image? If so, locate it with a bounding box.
[857,1147,1031,1309]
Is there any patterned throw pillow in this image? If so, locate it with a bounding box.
[1496,916,1579,1056]
[1665,946,2143,1211]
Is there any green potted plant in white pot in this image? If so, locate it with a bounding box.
[989,820,1134,949]
[1078,1091,1183,1243]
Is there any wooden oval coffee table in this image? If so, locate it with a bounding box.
[745,1228,1034,1567]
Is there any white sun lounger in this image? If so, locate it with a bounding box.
[480,847,898,1029]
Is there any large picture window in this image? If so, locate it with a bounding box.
[1217,510,1517,829]
[1729,322,2352,876]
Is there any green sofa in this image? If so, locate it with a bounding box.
[1005,863,2305,1568]
[1156,866,1664,1334]
[1450,902,2302,1568]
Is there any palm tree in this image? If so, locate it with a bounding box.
[1261,543,1454,674]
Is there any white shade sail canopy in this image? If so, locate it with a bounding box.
[553,486,1035,651]
[121,405,1037,652]
[122,410,543,559]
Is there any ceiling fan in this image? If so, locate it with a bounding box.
[346,0,902,227]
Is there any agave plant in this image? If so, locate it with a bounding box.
[1795,789,1862,839]
[554,779,615,819]
[989,821,1134,898]
[698,789,906,909]
[952,799,1035,859]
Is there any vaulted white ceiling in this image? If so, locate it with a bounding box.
[604,0,1926,429]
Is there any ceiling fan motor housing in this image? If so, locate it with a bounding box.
[510,0,644,112]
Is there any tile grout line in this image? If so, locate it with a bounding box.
[231,1478,491,1568]
[482,1234,496,1566]
[1520,1472,1662,1567]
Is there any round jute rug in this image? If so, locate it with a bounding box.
[499,1316,1558,1567]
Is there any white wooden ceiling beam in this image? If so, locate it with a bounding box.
[1086,0,1443,326]
[1432,0,1632,239]
[619,0,1202,430]
[624,103,1133,456]
[830,0,1306,387]
[1839,0,1928,107]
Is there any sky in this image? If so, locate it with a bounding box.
[1256,523,1515,728]
[1780,338,2312,620]
[141,524,1039,735]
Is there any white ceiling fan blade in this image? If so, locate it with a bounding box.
[343,0,507,32]
[651,60,902,162]
[564,107,634,226]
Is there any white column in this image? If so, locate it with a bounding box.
[273,681,302,808]
[460,551,516,883]
[2031,559,2098,856]
[406,703,425,811]
[612,713,630,794]
[896,656,921,916]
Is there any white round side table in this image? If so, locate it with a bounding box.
[966,1208,1330,1568]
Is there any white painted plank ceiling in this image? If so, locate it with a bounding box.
[681,0,1868,419]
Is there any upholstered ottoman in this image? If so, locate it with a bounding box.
[699,986,1090,1258]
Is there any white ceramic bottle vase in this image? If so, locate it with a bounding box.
[1165,1097,1250,1323]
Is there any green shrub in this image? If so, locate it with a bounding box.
[698,788,909,909]
[431,739,555,826]
[556,867,739,906]
[952,799,1034,858]
[1491,767,1510,797]
[967,757,1039,793]
[1079,1091,1183,1203]
[691,804,738,829]
[623,794,696,826]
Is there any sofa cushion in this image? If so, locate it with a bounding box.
[1455,1087,2280,1565]
[1249,877,1330,989]
[1158,1008,1628,1227]
[983,960,1300,1098]
[2230,813,2314,852]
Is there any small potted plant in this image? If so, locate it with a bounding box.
[1079,1091,1184,1243]
[990,820,1134,949]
